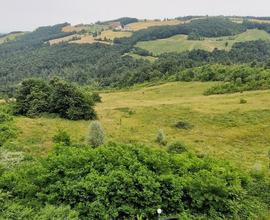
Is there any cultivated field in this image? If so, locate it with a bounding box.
[48,34,80,45]
[98,30,132,41]
[136,29,270,55]
[127,19,183,31]
[15,82,270,173]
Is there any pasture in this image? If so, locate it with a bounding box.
[127,19,183,31]
[136,29,270,55]
[14,82,270,174]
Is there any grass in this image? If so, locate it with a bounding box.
[136,29,270,55]
[14,82,270,174]
[62,24,109,33]
[98,30,132,41]
[0,32,24,44]
[127,19,183,31]
[125,53,157,62]
[48,34,80,45]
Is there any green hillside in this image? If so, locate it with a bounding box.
[136,29,270,55]
[12,81,270,172]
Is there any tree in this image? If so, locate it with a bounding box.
[14,78,97,120]
[87,121,105,147]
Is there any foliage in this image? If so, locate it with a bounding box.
[0,144,268,219]
[91,92,102,103]
[174,121,193,130]
[0,109,17,147]
[115,17,246,45]
[167,141,188,154]
[53,129,71,146]
[14,78,97,120]
[87,121,105,147]
[156,129,167,145]
[176,63,270,95]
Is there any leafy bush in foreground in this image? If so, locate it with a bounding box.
[0,144,268,219]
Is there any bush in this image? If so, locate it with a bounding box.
[174,121,193,130]
[0,110,17,147]
[0,144,267,219]
[14,78,97,120]
[91,92,102,103]
[168,141,188,154]
[87,121,105,147]
[52,129,71,146]
[240,98,247,104]
[156,129,167,145]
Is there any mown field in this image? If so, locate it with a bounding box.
[136,29,270,55]
[14,82,270,174]
[126,19,183,31]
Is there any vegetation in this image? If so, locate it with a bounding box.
[14,78,97,120]
[156,129,167,145]
[0,105,17,146]
[175,64,270,95]
[0,143,268,219]
[1,16,270,219]
[87,121,105,147]
[136,29,270,55]
[115,17,246,45]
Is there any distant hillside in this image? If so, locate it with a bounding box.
[136,29,270,54]
[1,16,270,96]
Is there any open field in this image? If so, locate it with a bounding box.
[98,30,132,41]
[125,52,157,62]
[15,82,270,173]
[48,34,80,45]
[62,24,108,33]
[0,32,24,44]
[136,29,270,55]
[127,19,183,31]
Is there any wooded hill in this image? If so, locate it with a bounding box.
[1,16,270,96]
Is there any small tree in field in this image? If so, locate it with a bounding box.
[156,129,167,146]
[88,121,105,147]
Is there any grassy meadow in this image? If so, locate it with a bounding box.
[127,19,183,31]
[14,82,270,174]
[136,29,270,55]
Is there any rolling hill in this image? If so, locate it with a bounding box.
[136,29,270,54]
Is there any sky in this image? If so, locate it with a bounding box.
[0,0,269,33]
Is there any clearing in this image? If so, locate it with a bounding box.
[136,29,270,55]
[15,82,270,174]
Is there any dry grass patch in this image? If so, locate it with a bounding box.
[127,19,182,31]
[99,30,132,41]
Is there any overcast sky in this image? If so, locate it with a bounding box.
[0,0,269,33]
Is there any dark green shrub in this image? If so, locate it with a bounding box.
[53,129,71,146]
[240,98,247,104]
[175,121,193,130]
[14,78,97,120]
[167,141,188,154]
[91,92,102,103]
